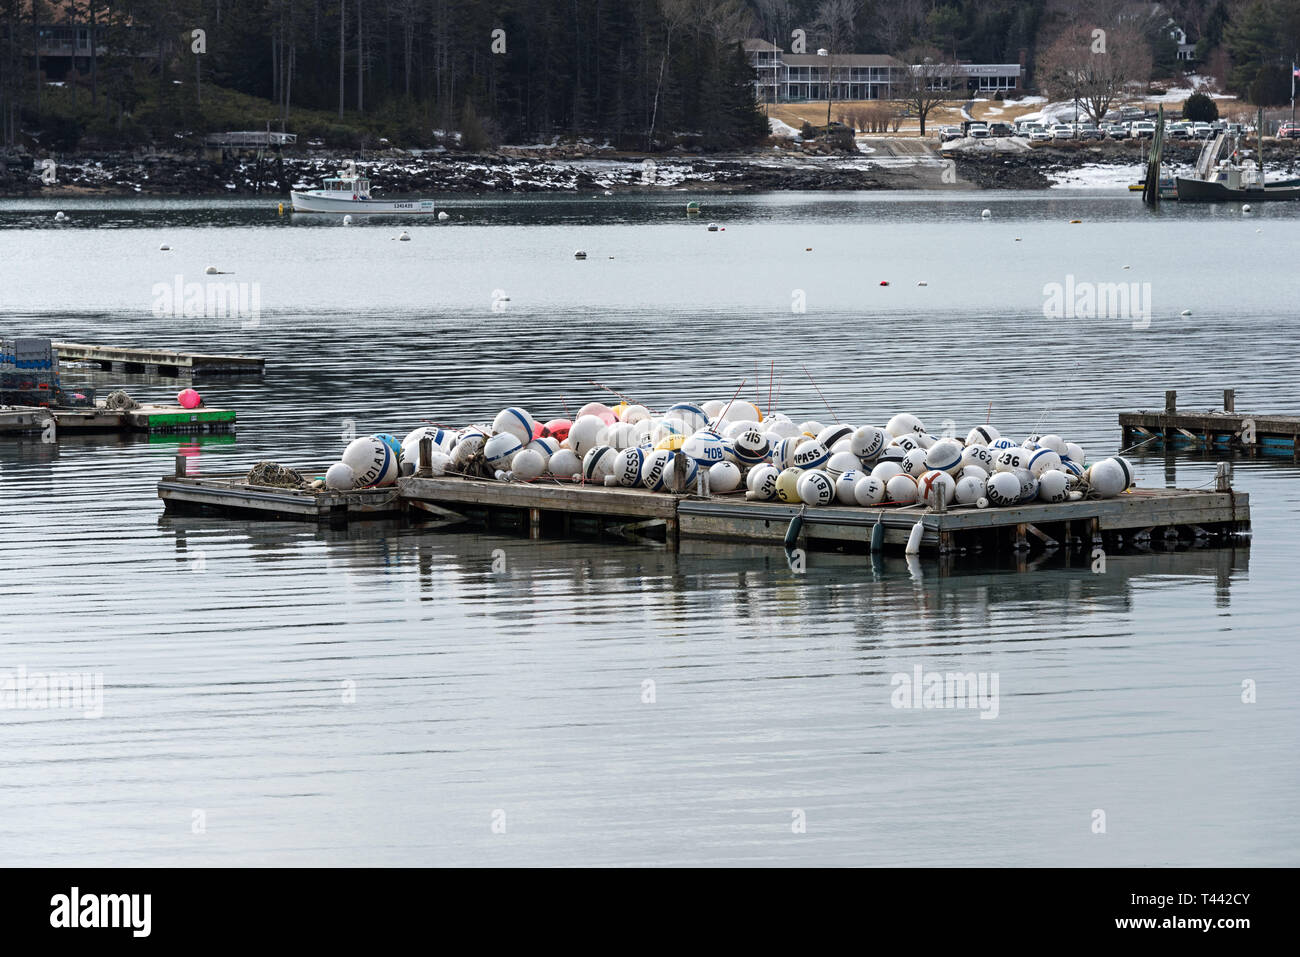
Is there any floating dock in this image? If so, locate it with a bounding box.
[53,342,265,378]
[1,403,236,436]
[158,466,1251,555]
[1120,389,1300,458]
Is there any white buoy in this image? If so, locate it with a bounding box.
[204,265,219,274]
[1180,308,1192,316]
[159,244,171,251]
[325,462,356,490]
[484,432,523,470]
[796,470,835,505]
[981,208,991,219]
[438,211,449,221]
[1122,264,1130,269]
[604,189,613,196]
[54,211,66,221]
[917,280,928,286]
[574,249,587,260]
[342,215,352,225]
[708,461,742,493]
[397,230,410,241]
[706,222,720,232]
[1242,204,1251,213]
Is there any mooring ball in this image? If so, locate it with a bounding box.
[890,432,922,453]
[1037,434,1068,456]
[1065,441,1085,463]
[642,449,696,492]
[708,461,742,493]
[966,425,1000,446]
[954,475,985,505]
[775,467,803,503]
[994,447,1031,473]
[797,470,835,506]
[917,469,956,506]
[619,404,650,424]
[961,464,989,482]
[484,432,523,470]
[665,402,709,432]
[747,464,780,500]
[1087,459,1128,498]
[526,436,559,465]
[682,428,727,465]
[925,437,964,475]
[325,462,356,490]
[732,427,771,465]
[797,420,826,437]
[541,418,572,442]
[985,471,1022,506]
[576,401,612,420]
[871,460,905,484]
[886,473,919,504]
[1037,469,1070,503]
[825,451,860,480]
[568,415,607,456]
[770,436,803,470]
[765,418,802,441]
[177,388,201,409]
[491,407,535,445]
[962,444,995,469]
[582,445,619,483]
[901,447,929,478]
[834,469,861,503]
[792,440,831,470]
[342,436,399,488]
[816,424,854,449]
[427,451,450,477]
[1017,473,1040,502]
[853,475,886,506]
[1112,455,1135,490]
[511,448,545,481]
[724,400,763,424]
[548,448,581,477]
[850,425,887,461]
[1028,447,1063,478]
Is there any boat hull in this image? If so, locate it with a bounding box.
[1174,177,1300,202]
[290,191,437,214]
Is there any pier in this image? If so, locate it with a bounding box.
[158,465,1251,557]
[1120,389,1300,457]
[53,342,265,378]
[1,404,236,436]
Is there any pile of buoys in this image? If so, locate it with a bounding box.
[317,398,1134,507]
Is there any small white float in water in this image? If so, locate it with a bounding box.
[1242,204,1252,213]
[205,265,219,274]
[396,231,411,241]
[981,209,991,219]
[706,222,720,232]
[54,211,66,221]
[438,211,449,221]
[342,215,353,225]
[574,249,587,260]
[159,244,171,251]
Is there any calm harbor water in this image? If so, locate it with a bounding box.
[1,190,1296,866]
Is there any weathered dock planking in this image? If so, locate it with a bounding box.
[157,466,1251,556]
[1,403,236,437]
[53,342,265,378]
[158,464,407,522]
[1120,389,1300,458]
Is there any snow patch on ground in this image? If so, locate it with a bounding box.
[768,118,802,140]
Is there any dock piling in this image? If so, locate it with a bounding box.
[418,436,433,478]
[1166,390,1177,414]
[1215,461,1233,492]
[1224,389,1235,413]
[175,454,186,478]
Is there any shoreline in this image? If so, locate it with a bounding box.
[4,139,1298,198]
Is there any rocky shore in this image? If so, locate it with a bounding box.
[3,138,1298,197]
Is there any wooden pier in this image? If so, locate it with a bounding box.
[157,466,1251,556]
[53,342,265,378]
[1,403,236,437]
[1120,389,1300,458]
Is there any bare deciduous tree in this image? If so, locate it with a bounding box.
[814,0,856,125]
[1037,21,1153,125]
[895,45,955,136]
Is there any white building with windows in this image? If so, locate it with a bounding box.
[742,40,1022,103]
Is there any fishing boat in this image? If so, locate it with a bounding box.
[1174,120,1300,202]
[290,162,436,214]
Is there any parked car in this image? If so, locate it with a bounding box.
[938,125,963,143]
[1130,121,1156,138]
[1076,125,1104,141]
[1278,122,1300,139]
[1192,122,1214,138]
[988,121,1014,137]
[1051,124,1075,140]
[1028,128,1053,143]
[967,123,990,139]
[1120,106,1146,121]
[1101,123,1127,139]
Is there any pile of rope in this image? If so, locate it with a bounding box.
[246,462,307,489]
[103,390,139,411]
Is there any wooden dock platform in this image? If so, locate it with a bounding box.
[1,404,236,437]
[157,467,1251,556]
[1121,389,1300,458]
[53,342,265,378]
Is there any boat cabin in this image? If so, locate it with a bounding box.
[319,175,372,200]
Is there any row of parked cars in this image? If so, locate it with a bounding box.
[940,115,1259,144]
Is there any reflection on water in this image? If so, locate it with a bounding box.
[0,194,1297,866]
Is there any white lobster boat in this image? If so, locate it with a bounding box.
[290,164,436,214]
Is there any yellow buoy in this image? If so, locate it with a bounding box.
[278,202,284,215]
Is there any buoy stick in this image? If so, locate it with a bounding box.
[588,379,640,409]
[802,364,837,422]
[985,402,993,425]
[559,395,573,420]
[766,361,774,417]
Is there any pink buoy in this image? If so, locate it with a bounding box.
[576,402,612,419]
[532,421,546,439]
[178,388,202,409]
[598,410,617,425]
[542,418,572,441]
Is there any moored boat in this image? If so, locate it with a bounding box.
[290,163,436,214]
